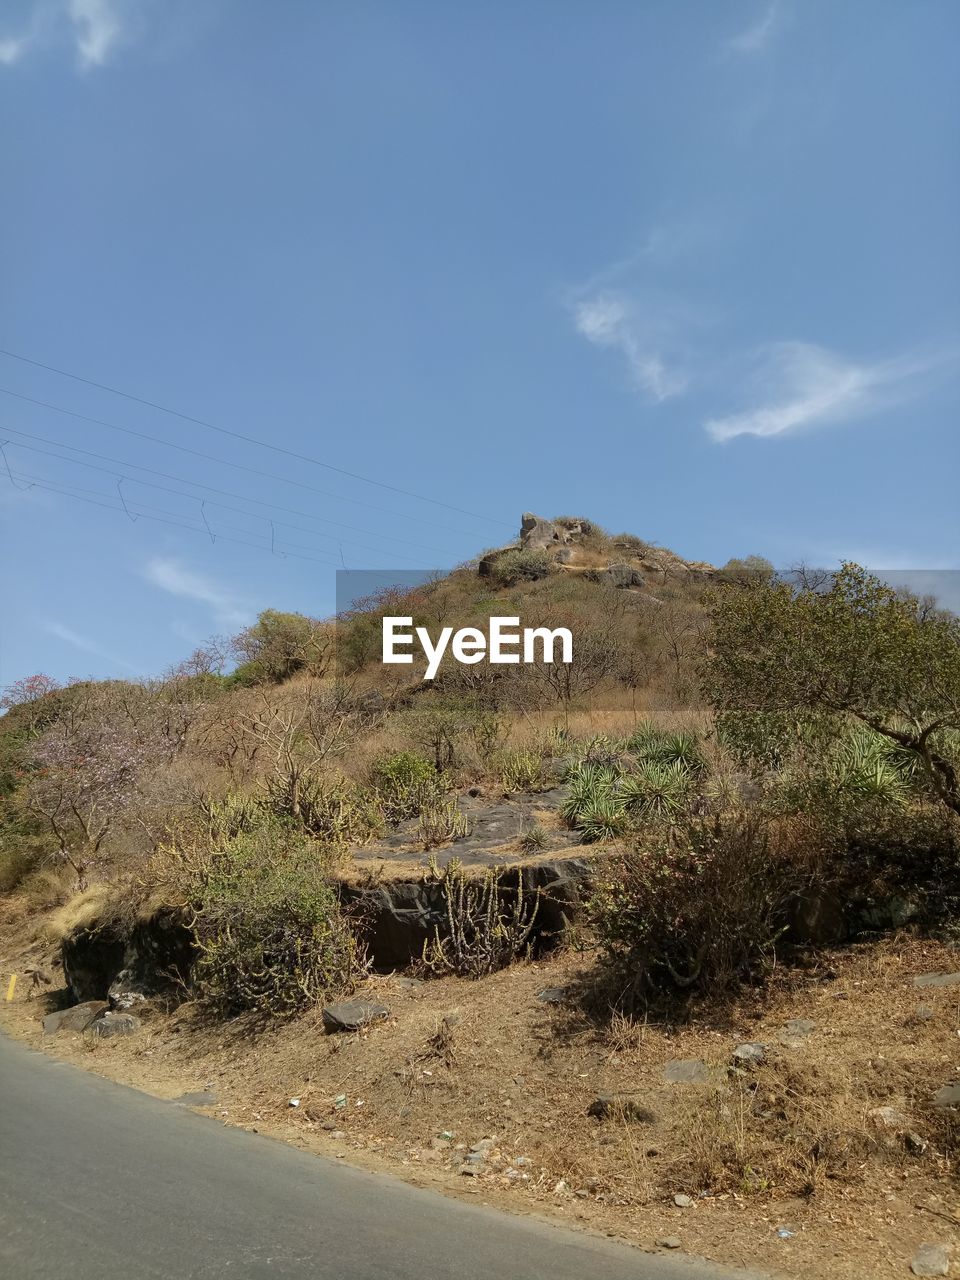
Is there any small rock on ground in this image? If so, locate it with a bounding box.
[321,1000,390,1033]
[536,987,568,1004]
[733,1043,766,1066]
[90,1011,140,1039]
[41,1000,107,1036]
[657,1237,682,1250]
[914,973,960,989]
[911,1243,950,1276]
[673,1194,694,1208]
[933,1084,960,1110]
[664,1059,711,1084]
[781,1018,816,1039]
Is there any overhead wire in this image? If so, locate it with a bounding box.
[0,348,513,528]
[3,465,357,569]
[0,432,450,568]
[0,386,482,541]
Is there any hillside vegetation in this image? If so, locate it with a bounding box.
[3,514,960,1276]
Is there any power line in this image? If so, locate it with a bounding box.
[0,347,513,529]
[2,440,439,569]
[0,386,482,541]
[1,426,455,560]
[3,466,347,567]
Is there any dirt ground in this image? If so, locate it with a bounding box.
[2,931,959,1280]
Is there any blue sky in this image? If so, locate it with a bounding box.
[1,0,957,685]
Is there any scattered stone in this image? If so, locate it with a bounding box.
[536,987,568,1005]
[664,1059,711,1084]
[321,1000,390,1033]
[288,1098,301,1108]
[657,1236,682,1250]
[602,563,644,589]
[906,1132,929,1156]
[90,1011,140,1039]
[328,1130,346,1140]
[933,1084,960,1110]
[869,1105,911,1130]
[588,1095,657,1124]
[733,1043,766,1067]
[911,1243,950,1276]
[782,1018,816,1038]
[917,1006,935,1021]
[396,977,423,991]
[914,973,960,989]
[173,1091,217,1107]
[673,1194,694,1208]
[779,1018,816,1047]
[41,1000,107,1036]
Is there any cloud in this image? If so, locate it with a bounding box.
[46,622,140,673]
[724,1,783,56]
[572,293,689,402]
[0,0,130,71]
[0,35,29,65]
[145,557,250,627]
[705,341,942,443]
[68,0,123,68]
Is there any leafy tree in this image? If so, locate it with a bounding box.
[704,563,960,814]
[230,610,331,684]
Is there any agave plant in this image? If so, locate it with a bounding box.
[618,759,692,818]
[628,724,705,776]
[561,761,619,827]
[576,795,631,843]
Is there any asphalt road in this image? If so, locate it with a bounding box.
[0,1033,765,1280]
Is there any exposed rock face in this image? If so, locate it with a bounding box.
[520,513,570,550]
[62,910,193,1003]
[601,563,645,589]
[342,855,592,970]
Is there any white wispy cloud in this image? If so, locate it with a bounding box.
[572,293,689,402]
[0,35,29,65]
[705,341,942,443]
[724,1,783,56]
[46,622,140,673]
[68,0,123,68]
[145,557,250,627]
[0,0,131,71]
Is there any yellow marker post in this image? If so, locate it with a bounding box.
[5,974,16,1001]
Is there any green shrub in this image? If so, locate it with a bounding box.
[489,548,552,587]
[519,823,549,853]
[183,820,359,1016]
[590,813,817,1009]
[619,760,693,818]
[577,795,631,843]
[418,799,471,849]
[627,724,705,776]
[419,859,539,978]
[263,773,381,845]
[499,747,549,794]
[372,752,445,824]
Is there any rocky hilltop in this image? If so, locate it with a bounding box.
[478,512,716,587]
